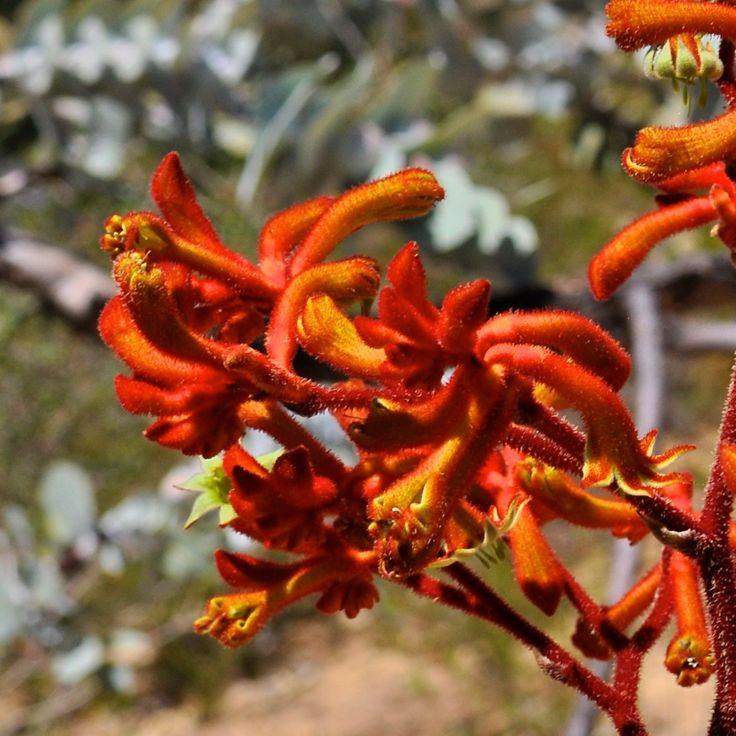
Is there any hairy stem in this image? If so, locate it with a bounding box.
[701,357,736,736]
[611,548,672,724]
[406,564,648,735]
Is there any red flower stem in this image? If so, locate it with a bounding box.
[517,390,586,459]
[432,563,648,735]
[612,548,672,718]
[562,571,631,652]
[624,492,705,548]
[700,358,736,736]
[505,424,583,476]
[702,359,736,534]
[237,399,348,482]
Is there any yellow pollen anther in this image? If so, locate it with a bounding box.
[137,223,169,252]
[101,214,128,256]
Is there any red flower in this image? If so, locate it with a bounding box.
[225,443,339,552]
[194,549,377,648]
[100,153,694,653]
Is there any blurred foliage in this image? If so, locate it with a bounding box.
[0,455,272,719]
[0,0,669,262]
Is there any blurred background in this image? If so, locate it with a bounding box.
[0,1,731,734]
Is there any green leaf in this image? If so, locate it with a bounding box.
[184,491,224,529]
[219,504,238,526]
[254,448,283,472]
[179,450,283,528]
[178,456,233,529]
[429,494,530,569]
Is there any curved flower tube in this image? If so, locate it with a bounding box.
[589,196,718,300]
[102,156,276,300]
[623,108,736,184]
[665,551,714,686]
[606,0,736,53]
[475,309,631,389]
[287,169,445,276]
[515,458,648,542]
[266,256,381,368]
[194,550,377,648]
[482,343,692,495]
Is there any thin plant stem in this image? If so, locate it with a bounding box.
[407,564,649,736]
[700,356,736,736]
[612,548,672,719]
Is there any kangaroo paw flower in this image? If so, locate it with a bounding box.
[195,551,377,648]
[665,551,714,686]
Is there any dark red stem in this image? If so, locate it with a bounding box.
[700,358,736,736]
[611,548,672,721]
[563,570,631,653]
[406,564,648,736]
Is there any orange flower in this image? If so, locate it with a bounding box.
[194,550,377,648]
[516,458,648,542]
[606,0,736,52]
[589,195,718,300]
[589,165,736,299]
[506,503,566,616]
[623,109,736,184]
[665,552,714,686]
[572,564,662,659]
[591,1,736,298]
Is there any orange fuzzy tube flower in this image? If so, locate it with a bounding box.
[102,154,277,300]
[98,255,251,457]
[195,550,377,648]
[606,0,736,53]
[654,163,736,195]
[369,369,517,577]
[225,444,338,552]
[297,294,387,379]
[606,563,662,633]
[507,503,566,616]
[515,459,648,542]
[266,256,382,368]
[572,564,662,659]
[257,195,334,286]
[287,169,444,276]
[109,252,228,367]
[589,196,717,300]
[594,1,736,302]
[623,109,736,185]
[475,309,631,390]
[347,365,477,452]
[665,551,714,686]
[482,343,693,495]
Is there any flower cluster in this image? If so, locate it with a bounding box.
[590,2,736,299]
[99,151,708,693]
